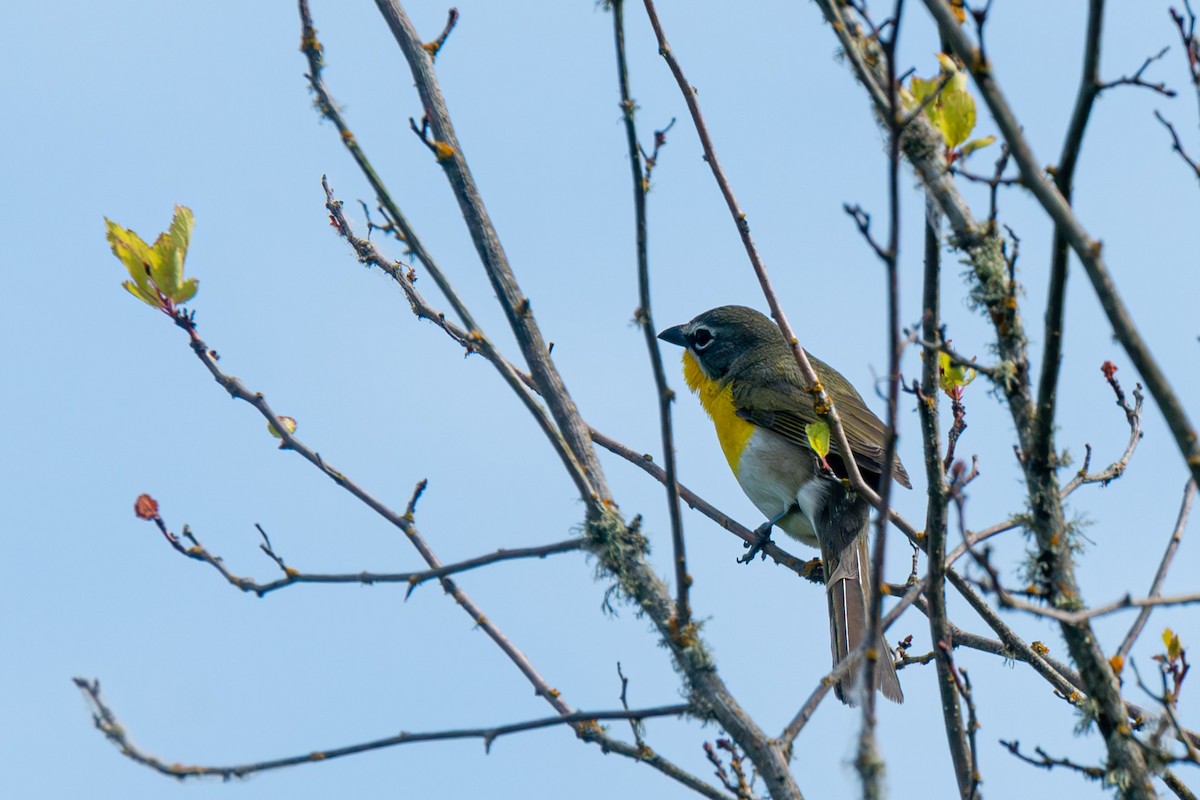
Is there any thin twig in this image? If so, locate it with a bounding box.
[143,513,586,598]
[995,588,1200,624]
[298,3,597,501]
[1156,110,1200,181]
[420,6,458,61]
[1000,739,1105,781]
[1058,374,1144,496]
[323,178,594,501]
[373,0,611,504]
[611,0,690,627]
[73,677,690,780]
[1163,768,1199,800]
[780,575,924,746]
[917,5,1169,792]
[588,430,811,576]
[1117,480,1196,663]
[1096,46,1176,96]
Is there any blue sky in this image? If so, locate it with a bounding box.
[4,2,1199,798]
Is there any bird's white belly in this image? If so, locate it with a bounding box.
[734,428,823,548]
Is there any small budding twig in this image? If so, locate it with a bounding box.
[1116,480,1196,664]
[1096,46,1176,97]
[72,676,690,779]
[1156,110,1200,180]
[999,739,1106,781]
[420,7,458,61]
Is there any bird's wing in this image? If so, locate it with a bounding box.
[732,370,911,489]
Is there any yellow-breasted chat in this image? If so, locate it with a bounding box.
[659,305,909,705]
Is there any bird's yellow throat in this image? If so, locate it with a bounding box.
[681,350,756,476]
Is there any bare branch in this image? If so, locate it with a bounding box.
[373,0,610,504]
[143,512,586,598]
[1096,47,1176,97]
[1156,110,1200,181]
[1000,739,1106,781]
[780,576,925,746]
[73,677,693,780]
[993,587,1200,625]
[1117,480,1197,662]
[1059,372,1144,495]
[611,0,690,627]
[588,428,812,576]
[1163,768,1199,800]
[323,178,595,501]
[421,6,458,61]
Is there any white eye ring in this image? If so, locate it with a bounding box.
[692,327,714,351]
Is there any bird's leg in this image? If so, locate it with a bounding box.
[737,505,795,565]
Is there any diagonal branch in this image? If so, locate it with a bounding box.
[641,0,887,518]
[326,172,815,581]
[1116,479,1196,663]
[373,0,609,505]
[123,312,728,794]
[298,2,595,502]
[1156,110,1200,181]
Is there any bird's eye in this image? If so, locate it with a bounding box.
[691,327,714,351]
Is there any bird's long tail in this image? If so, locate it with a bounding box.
[823,520,904,706]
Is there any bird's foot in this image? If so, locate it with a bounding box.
[800,557,825,584]
[737,519,776,564]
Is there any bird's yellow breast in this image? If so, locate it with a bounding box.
[681,350,756,476]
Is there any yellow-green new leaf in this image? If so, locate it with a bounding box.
[1163,628,1184,662]
[106,218,163,309]
[268,416,298,439]
[148,206,196,304]
[105,206,198,310]
[805,419,831,459]
[960,135,996,158]
[938,350,977,399]
[933,54,976,148]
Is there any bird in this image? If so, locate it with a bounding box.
[658,305,908,705]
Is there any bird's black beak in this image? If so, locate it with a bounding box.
[657,325,688,348]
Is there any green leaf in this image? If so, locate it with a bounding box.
[959,135,996,158]
[106,218,162,308]
[934,54,976,148]
[805,419,831,459]
[906,55,981,151]
[121,280,159,306]
[938,350,977,400]
[1164,628,1184,662]
[105,206,198,310]
[905,75,942,111]
[268,416,298,439]
[149,206,195,304]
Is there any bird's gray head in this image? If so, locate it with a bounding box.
[657,305,786,381]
